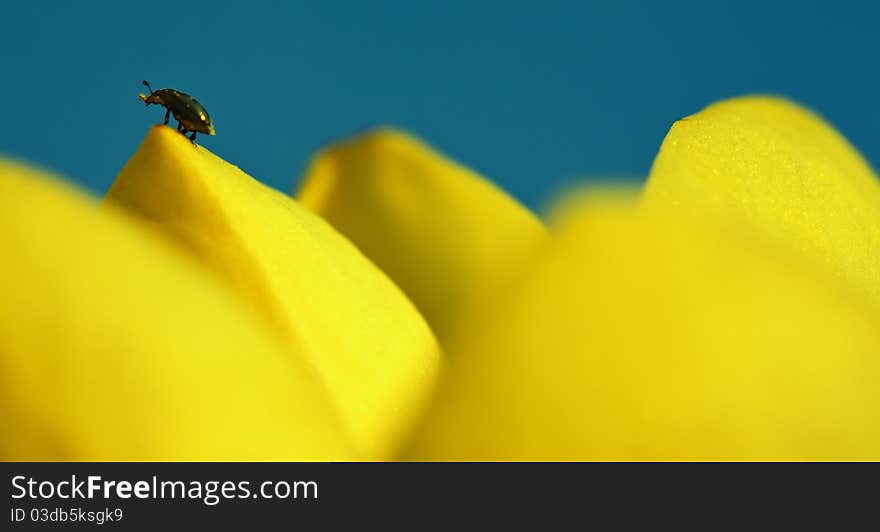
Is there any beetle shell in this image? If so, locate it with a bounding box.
[141,88,215,135]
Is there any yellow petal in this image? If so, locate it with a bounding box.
[105,126,441,458]
[297,128,548,344]
[0,158,352,460]
[643,96,880,303]
[406,194,880,460]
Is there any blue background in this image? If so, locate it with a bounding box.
[1,1,877,212]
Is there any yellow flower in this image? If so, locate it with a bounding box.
[0,160,351,460]
[300,97,880,461]
[2,96,878,460]
[298,129,547,346]
[105,126,441,459]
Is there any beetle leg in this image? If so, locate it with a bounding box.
[189,131,197,144]
[163,109,170,125]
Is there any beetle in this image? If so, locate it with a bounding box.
[138,80,215,143]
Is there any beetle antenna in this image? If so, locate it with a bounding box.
[141,80,154,95]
